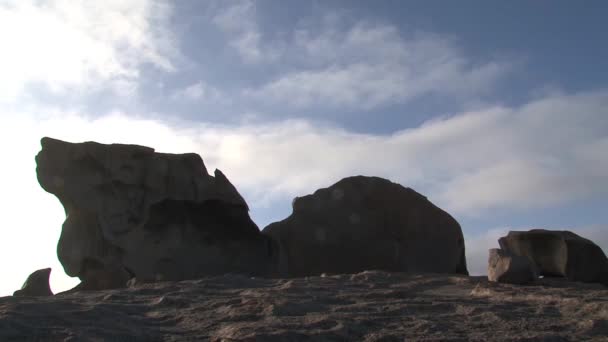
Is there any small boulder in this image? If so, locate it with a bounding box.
[499,229,608,285]
[487,249,537,284]
[13,268,53,297]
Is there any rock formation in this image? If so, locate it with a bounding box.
[487,248,537,284]
[36,137,277,290]
[13,268,53,297]
[499,229,608,285]
[262,176,468,277]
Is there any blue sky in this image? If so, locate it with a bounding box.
[0,0,607,296]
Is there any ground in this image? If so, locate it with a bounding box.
[1,271,607,341]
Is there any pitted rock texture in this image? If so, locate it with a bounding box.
[263,176,468,277]
[13,268,53,297]
[499,229,608,285]
[36,137,276,289]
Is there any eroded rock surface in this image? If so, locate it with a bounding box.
[36,137,276,290]
[263,176,468,277]
[13,268,53,297]
[488,248,537,284]
[499,229,608,285]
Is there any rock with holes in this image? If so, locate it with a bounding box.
[499,229,608,285]
[262,176,468,277]
[36,137,277,290]
[13,268,53,297]
[487,248,537,284]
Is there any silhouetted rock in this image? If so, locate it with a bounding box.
[36,137,277,290]
[499,229,608,285]
[263,176,468,277]
[487,248,537,284]
[13,268,53,297]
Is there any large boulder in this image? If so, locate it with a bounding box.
[36,137,277,289]
[13,268,53,297]
[487,249,537,284]
[499,229,608,285]
[262,176,468,277]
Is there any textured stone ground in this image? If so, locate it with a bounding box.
[1,271,607,341]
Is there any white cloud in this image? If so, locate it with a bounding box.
[171,81,226,103]
[195,91,608,216]
[0,0,177,101]
[212,1,279,64]
[243,20,507,110]
[211,4,507,110]
[434,91,608,213]
[155,90,605,215]
[245,63,410,110]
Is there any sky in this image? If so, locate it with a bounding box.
[1,0,607,296]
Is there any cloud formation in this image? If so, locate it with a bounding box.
[245,24,507,110]
[6,90,607,221]
[0,0,177,101]
[192,91,608,216]
[212,0,278,64]
[208,1,513,111]
[171,81,226,103]
[210,2,509,111]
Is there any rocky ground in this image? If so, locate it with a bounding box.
[1,271,607,341]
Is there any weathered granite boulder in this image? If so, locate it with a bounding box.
[262,176,468,277]
[499,229,608,285]
[487,249,537,284]
[13,268,53,297]
[36,137,277,290]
